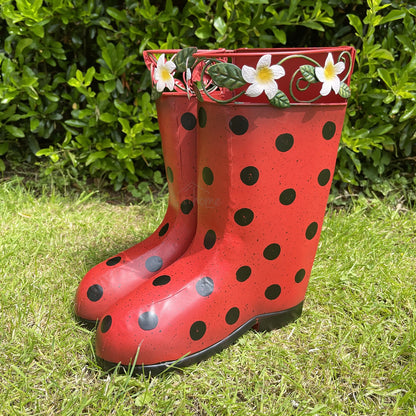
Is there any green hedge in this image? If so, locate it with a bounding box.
[0,0,415,198]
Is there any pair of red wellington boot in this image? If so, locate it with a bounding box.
[75,47,355,375]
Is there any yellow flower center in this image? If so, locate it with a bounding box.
[256,66,273,83]
[324,62,336,80]
[160,66,172,82]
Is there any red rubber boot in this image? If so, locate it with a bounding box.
[94,47,355,374]
[75,51,198,324]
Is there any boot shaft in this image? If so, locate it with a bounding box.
[156,94,197,215]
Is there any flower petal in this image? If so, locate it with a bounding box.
[264,81,278,99]
[270,64,285,80]
[334,61,345,75]
[315,67,325,82]
[325,53,334,67]
[331,76,341,94]
[246,82,264,97]
[242,65,256,83]
[165,60,176,73]
[166,77,175,91]
[156,80,166,92]
[157,54,166,67]
[320,81,332,96]
[257,54,272,69]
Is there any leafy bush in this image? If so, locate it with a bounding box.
[338,0,416,198]
[0,0,415,198]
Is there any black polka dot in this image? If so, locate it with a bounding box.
[306,222,318,240]
[153,275,171,286]
[181,199,194,214]
[263,244,281,260]
[275,133,294,152]
[295,269,306,283]
[202,167,214,185]
[229,115,249,135]
[322,121,336,140]
[236,266,251,282]
[279,188,296,205]
[196,276,214,297]
[240,166,259,186]
[225,307,240,325]
[158,223,169,237]
[106,256,121,266]
[198,107,207,128]
[87,284,103,302]
[138,311,158,331]
[166,166,173,183]
[204,230,216,250]
[100,315,112,333]
[265,284,281,300]
[181,112,197,130]
[318,169,331,186]
[234,208,254,226]
[190,321,206,341]
[145,256,163,272]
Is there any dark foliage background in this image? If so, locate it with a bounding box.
[0,0,415,201]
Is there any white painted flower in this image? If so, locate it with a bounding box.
[241,54,285,99]
[315,53,345,96]
[154,54,176,92]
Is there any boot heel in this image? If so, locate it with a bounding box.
[254,302,304,332]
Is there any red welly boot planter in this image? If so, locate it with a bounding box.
[95,47,355,374]
[75,49,200,324]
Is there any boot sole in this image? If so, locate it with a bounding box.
[97,301,304,376]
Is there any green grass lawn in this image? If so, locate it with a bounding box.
[1,177,415,416]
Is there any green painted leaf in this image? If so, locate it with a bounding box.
[174,47,197,73]
[339,82,351,99]
[300,65,318,83]
[192,82,203,102]
[207,63,246,90]
[269,90,291,108]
